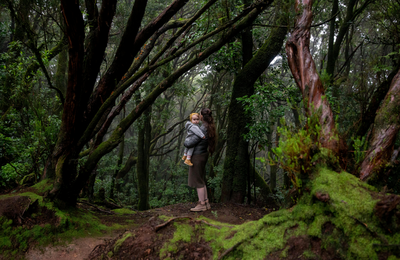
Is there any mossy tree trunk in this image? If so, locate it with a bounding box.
[137,106,152,210]
[359,68,400,181]
[221,1,253,203]
[221,10,288,203]
[110,133,125,200]
[269,119,280,192]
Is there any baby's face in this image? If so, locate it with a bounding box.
[191,115,200,125]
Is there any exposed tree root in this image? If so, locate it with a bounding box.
[155,216,226,232]
[155,216,193,231]
[77,201,115,215]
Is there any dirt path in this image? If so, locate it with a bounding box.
[26,236,112,260]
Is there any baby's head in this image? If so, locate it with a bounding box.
[190,113,200,125]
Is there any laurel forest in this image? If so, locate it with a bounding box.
[1,0,400,258]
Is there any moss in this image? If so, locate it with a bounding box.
[31,179,53,193]
[307,215,329,237]
[160,222,194,258]
[113,232,133,253]
[107,251,113,258]
[280,245,289,258]
[302,250,316,258]
[158,215,171,221]
[112,208,136,215]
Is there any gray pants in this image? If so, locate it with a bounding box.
[184,147,194,157]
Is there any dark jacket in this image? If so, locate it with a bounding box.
[184,124,208,155]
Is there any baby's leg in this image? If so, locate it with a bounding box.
[184,148,194,166]
[186,147,194,160]
[182,147,189,160]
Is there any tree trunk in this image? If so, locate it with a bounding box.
[221,10,288,203]
[137,106,152,210]
[326,0,339,78]
[356,64,400,138]
[285,0,338,153]
[269,119,280,192]
[114,151,137,193]
[360,68,400,181]
[110,133,125,199]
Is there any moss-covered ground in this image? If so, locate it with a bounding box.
[92,168,400,259]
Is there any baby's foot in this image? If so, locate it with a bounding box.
[184,159,193,166]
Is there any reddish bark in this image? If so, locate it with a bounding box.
[360,68,400,181]
[285,0,338,152]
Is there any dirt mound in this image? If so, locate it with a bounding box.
[0,195,58,227]
[87,202,270,259]
[0,196,31,224]
[88,217,214,260]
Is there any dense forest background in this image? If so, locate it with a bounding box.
[0,0,399,211]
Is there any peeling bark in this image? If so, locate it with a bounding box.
[285,0,338,152]
[360,68,400,181]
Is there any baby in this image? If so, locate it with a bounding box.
[182,113,205,166]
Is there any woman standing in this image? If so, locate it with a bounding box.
[184,108,216,212]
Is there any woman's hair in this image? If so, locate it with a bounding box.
[189,113,200,122]
[201,108,217,155]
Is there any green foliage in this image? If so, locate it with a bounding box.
[0,40,61,190]
[237,66,300,147]
[351,136,368,165]
[0,106,61,189]
[207,164,224,201]
[269,115,338,190]
[206,41,242,73]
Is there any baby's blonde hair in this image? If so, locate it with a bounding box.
[189,113,200,122]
